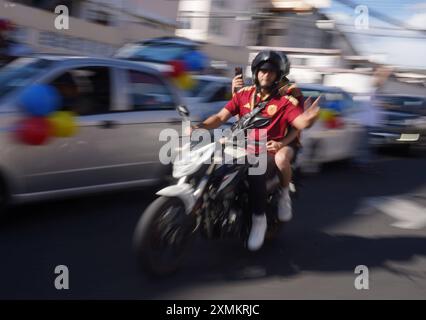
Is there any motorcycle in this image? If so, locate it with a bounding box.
[133,105,299,276]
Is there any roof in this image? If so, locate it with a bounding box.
[137,36,203,48]
[298,83,349,93]
[194,75,231,83]
[375,94,426,99]
[29,54,173,73]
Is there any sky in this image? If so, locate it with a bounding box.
[322,0,426,69]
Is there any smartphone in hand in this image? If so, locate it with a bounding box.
[234,67,243,93]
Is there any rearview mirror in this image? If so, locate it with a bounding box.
[177,105,190,117]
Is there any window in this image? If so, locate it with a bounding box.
[16,0,76,15]
[0,58,52,99]
[181,79,211,98]
[208,18,223,36]
[126,70,175,111]
[212,0,227,8]
[207,85,231,102]
[49,67,111,116]
[266,29,284,36]
[86,9,111,26]
[178,11,193,30]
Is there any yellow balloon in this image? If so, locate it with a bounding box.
[319,109,335,122]
[48,111,77,137]
[173,73,196,90]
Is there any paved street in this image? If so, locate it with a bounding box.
[0,149,425,299]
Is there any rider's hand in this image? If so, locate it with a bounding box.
[266,140,284,153]
[188,123,206,137]
[186,124,199,137]
[232,75,244,93]
[302,96,321,128]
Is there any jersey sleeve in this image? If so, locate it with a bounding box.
[224,92,241,116]
[286,100,303,124]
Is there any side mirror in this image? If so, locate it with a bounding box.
[177,105,190,117]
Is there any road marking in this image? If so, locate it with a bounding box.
[355,196,426,230]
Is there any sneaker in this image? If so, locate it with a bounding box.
[247,214,267,251]
[278,187,292,222]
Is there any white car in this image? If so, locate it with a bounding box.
[181,75,237,126]
[296,84,365,173]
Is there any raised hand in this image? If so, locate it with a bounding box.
[292,96,322,130]
[232,74,244,93]
[303,96,321,125]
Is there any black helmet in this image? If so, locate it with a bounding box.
[251,50,290,87]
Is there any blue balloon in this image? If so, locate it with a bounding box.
[183,51,208,72]
[19,84,61,116]
[326,100,342,113]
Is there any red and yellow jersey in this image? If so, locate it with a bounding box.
[225,85,303,142]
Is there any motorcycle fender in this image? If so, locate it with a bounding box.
[156,183,195,214]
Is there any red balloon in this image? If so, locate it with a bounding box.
[334,117,345,129]
[168,60,186,78]
[325,117,344,129]
[325,118,338,129]
[15,117,51,145]
[0,19,13,31]
[0,20,8,31]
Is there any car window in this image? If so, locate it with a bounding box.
[301,89,353,113]
[300,90,322,99]
[207,85,232,102]
[48,66,111,116]
[126,70,175,111]
[0,57,53,99]
[181,79,212,98]
[375,96,426,115]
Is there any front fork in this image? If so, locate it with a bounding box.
[157,162,217,216]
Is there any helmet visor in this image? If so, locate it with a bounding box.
[258,62,277,72]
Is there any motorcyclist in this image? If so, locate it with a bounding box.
[191,50,320,251]
[232,54,304,207]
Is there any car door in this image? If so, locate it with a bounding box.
[99,67,184,183]
[319,92,355,161]
[339,93,365,158]
[17,64,125,193]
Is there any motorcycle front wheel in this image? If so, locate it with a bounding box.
[133,196,196,276]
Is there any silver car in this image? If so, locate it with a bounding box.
[182,75,237,126]
[0,55,199,208]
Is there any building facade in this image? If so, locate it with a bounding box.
[2,0,178,57]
